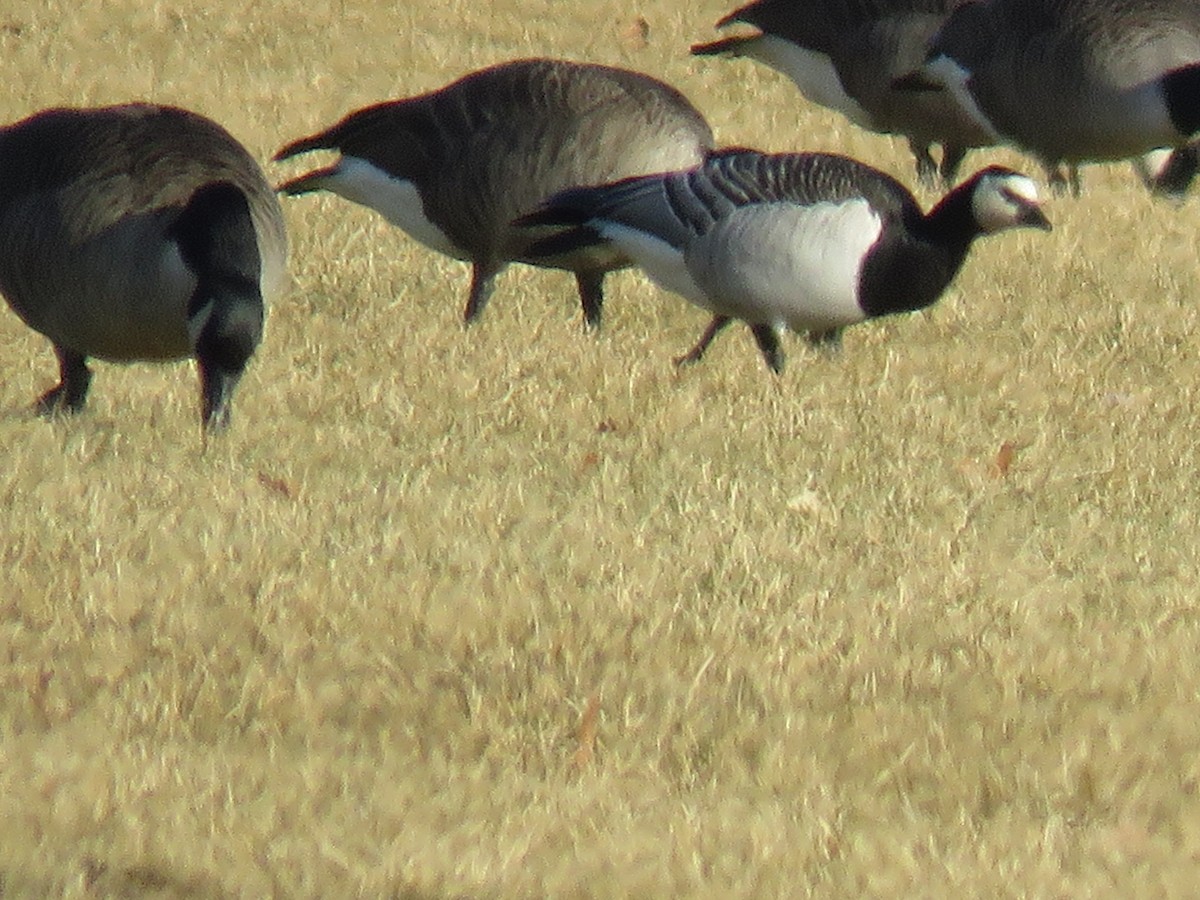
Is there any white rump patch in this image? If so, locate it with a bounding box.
[750,37,873,128]
[685,200,882,332]
[591,221,707,307]
[324,157,465,259]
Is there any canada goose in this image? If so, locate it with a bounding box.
[0,103,287,431]
[898,0,1200,194]
[274,58,714,329]
[517,149,1050,373]
[692,0,992,186]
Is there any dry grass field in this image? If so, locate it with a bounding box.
[3,0,1200,896]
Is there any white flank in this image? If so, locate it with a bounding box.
[685,200,882,332]
[923,55,1002,142]
[593,222,707,307]
[750,37,874,128]
[324,157,466,259]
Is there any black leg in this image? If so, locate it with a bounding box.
[463,263,499,324]
[674,315,732,367]
[910,140,938,188]
[576,270,605,330]
[36,346,91,416]
[750,323,785,374]
[939,145,968,187]
[805,328,844,353]
[198,361,239,432]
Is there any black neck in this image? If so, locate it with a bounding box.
[859,188,980,318]
[1163,64,1200,138]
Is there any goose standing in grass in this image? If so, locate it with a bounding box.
[897,0,1200,195]
[517,149,1050,373]
[274,58,714,329]
[0,103,287,431]
[691,0,992,186]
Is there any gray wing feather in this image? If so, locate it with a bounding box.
[533,150,917,248]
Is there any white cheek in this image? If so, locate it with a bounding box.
[972,191,1015,232]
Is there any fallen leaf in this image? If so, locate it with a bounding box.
[619,16,650,48]
[257,471,295,498]
[992,441,1017,478]
[572,693,601,770]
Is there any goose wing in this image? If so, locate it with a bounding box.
[524,150,914,242]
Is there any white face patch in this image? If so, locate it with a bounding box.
[972,172,1043,232]
[323,157,466,259]
[924,55,1001,141]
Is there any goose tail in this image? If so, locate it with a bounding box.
[171,181,265,430]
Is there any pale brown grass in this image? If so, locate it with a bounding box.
[4,0,1200,896]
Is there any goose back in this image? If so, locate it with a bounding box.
[276,59,714,273]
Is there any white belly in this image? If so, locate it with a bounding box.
[685,200,881,332]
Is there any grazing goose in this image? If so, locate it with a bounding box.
[274,58,714,329]
[692,0,992,186]
[517,149,1050,373]
[0,103,287,431]
[898,0,1200,195]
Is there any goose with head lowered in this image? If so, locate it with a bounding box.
[896,0,1200,196]
[692,0,992,187]
[517,149,1050,373]
[0,103,287,431]
[274,58,714,330]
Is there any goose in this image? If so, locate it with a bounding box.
[516,149,1050,373]
[273,58,714,329]
[897,0,1200,195]
[691,0,993,186]
[0,103,287,431]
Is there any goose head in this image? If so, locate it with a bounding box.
[965,166,1052,233]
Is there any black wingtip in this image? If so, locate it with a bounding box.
[512,198,591,231]
[523,227,607,261]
